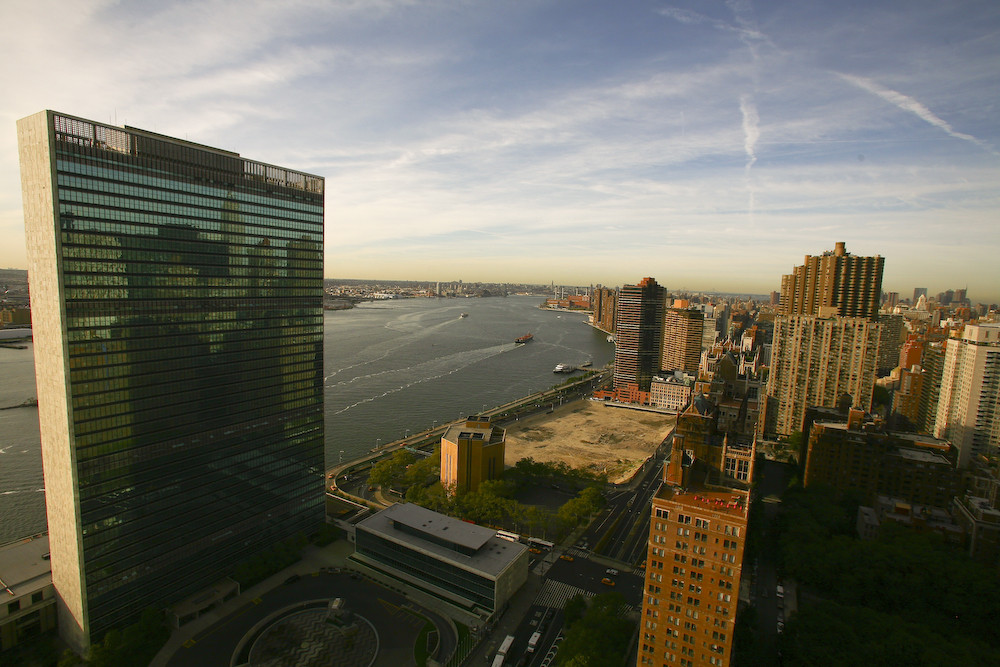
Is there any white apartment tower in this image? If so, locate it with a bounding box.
[934,323,1000,467]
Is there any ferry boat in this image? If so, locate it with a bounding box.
[515,333,533,344]
[553,363,575,373]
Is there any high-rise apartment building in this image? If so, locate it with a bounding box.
[934,324,1000,467]
[662,306,704,376]
[592,286,618,333]
[917,341,947,434]
[764,242,884,437]
[763,315,881,436]
[877,313,905,375]
[440,416,505,494]
[614,277,666,392]
[778,241,883,320]
[18,111,325,651]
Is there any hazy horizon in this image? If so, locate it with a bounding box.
[2,1,998,301]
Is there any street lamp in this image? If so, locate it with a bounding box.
[339,450,344,464]
[376,438,381,449]
[404,429,410,439]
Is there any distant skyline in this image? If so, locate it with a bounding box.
[2,1,998,301]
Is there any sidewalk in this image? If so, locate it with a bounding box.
[149,540,355,667]
[468,573,545,665]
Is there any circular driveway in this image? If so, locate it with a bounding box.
[168,571,455,667]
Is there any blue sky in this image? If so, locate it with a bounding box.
[2,0,998,300]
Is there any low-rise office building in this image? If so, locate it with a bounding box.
[353,503,528,616]
[650,373,694,412]
[0,536,56,652]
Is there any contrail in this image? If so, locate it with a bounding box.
[740,94,759,173]
[837,72,999,157]
[740,94,760,220]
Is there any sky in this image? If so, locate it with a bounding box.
[1,0,998,301]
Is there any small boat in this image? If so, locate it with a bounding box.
[553,364,575,373]
[515,333,533,344]
[460,313,469,318]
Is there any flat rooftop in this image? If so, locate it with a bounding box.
[655,483,749,519]
[442,422,505,446]
[358,504,526,578]
[0,535,51,595]
[890,448,951,465]
[816,422,953,452]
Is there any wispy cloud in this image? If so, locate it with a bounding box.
[657,4,774,50]
[0,1,998,298]
[836,72,999,157]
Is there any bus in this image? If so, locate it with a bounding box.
[527,537,554,550]
[498,634,515,657]
[496,530,520,543]
[491,655,505,667]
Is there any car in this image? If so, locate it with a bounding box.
[601,577,616,586]
[529,547,542,554]
[559,554,574,562]
[283,574,301,585]
[605,568,619,576]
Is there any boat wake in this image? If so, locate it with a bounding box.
[329,343,509,416]
[323,314,460,383]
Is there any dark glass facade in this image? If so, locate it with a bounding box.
[49,114,325,635]
[614,277,666,392]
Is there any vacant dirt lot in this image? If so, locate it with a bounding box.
[504,400,675,483]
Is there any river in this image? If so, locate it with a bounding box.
[0,295,613,543]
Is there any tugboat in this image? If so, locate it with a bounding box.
[515,333,533,344]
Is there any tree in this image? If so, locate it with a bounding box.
[368,449,416,488]
[564,594,587,628]
[557,593,634,667]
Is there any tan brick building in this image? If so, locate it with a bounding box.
[638,434,751,667]
[440,415,505,494]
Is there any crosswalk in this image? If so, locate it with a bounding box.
[533,580,594,609]
[533,580,636,616]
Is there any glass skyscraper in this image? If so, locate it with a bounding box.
[17,111,325,651]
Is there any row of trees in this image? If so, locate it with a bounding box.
[776,485,1000,665]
